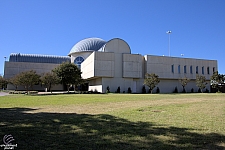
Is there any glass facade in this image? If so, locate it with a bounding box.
[74,56,84,68]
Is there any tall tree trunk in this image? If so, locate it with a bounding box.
[67,85,70,93]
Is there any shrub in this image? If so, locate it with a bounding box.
[128,87,132,93]
[173,87,178,93]
[27,91,38,95]
[156,87,160,93]
[198,88,201,93]
[116,86,120,93]
[205,88,209,93]
[142,86,146,94]
[106,86,110,93]
[94,89,98,93]
[182,88,186,93]
[191,88,194,93]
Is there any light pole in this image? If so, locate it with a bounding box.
[166,31,172,57]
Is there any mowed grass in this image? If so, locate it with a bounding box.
[0,93,225,149]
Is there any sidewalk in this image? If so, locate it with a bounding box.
[0,92,9,96]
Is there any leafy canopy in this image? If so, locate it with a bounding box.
[196,75,207,93]
[41,72,60,92]
[179,77,190,93]
[53,62,82,92]
[144,73,160,94]
[0,75,8,90]
[210,71,225,92]
[17,70,41,92]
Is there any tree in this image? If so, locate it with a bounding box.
[211,71,225,92]
[18,70,41,92]
[179,77,190,93]
[41,72,60,92]
[53,62,82,92]
[144,73,160,94]
[0,75,8,90]
[196,75,208,93]
[9,74,21,91]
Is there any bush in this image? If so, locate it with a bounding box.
[142,86,146,94]
[173,87,178,93]
[191,88,194,93]
[106,86,110,93]
[156,87,160,93]
[205,88,209,93]
[9,91,27,94]
[198,88,201,93]
[127,87,132,93]
[27,91,38,95]
[94,89,98,93]
[116,86,120,93]
[182,88,186,93]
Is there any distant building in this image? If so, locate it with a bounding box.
[4,37,218,93]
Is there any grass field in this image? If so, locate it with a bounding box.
[0,93,225,149]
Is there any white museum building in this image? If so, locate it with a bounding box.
[4,37,218,93]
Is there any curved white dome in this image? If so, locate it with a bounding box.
[69,38,106,55]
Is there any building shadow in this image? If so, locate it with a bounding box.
[0,107,224,150]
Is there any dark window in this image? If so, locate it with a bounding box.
[196,66,198,74]
[202,66,204,74]
[207,67,210,74]
[213,67,215,73]
[178,65,180,74]
[184,65,187,73]
[190,66,193,74]
[171,65,174,73]
[74,56,84,69]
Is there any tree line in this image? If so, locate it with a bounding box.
[144,71,225,93]
[0,63,224,93]
[0,62,83,92]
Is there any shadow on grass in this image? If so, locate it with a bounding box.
[0,108,224,150]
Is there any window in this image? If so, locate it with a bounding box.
[207,67,210,74]
[171,65,174,73]
[178,65,180,74]
[202,66,204,74]
[74,56,84,68]
[184,65,187,73]
[213,67,215,73]
[190,66,193,74]
[196,66,198,74]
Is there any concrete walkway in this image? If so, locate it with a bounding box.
[0,92,9,96]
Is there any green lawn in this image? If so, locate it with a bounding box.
[0,93,225,149]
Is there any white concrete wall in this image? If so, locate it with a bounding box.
[81,52,95,79]
[88,85,102,93]
[145,55,217,80]
[103,38,131,54]
[144,79,211,93]
[80,40,218,94]
[70,51,93,64]
[4,61,64,91]
[102,77,135,93]
[4,61,60,79]
[94,52,115,77]
[81,51,115,79]
[123,54,142,78]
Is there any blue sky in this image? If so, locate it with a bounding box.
[0,0,225,75]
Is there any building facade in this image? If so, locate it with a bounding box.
[4,37,218,93]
